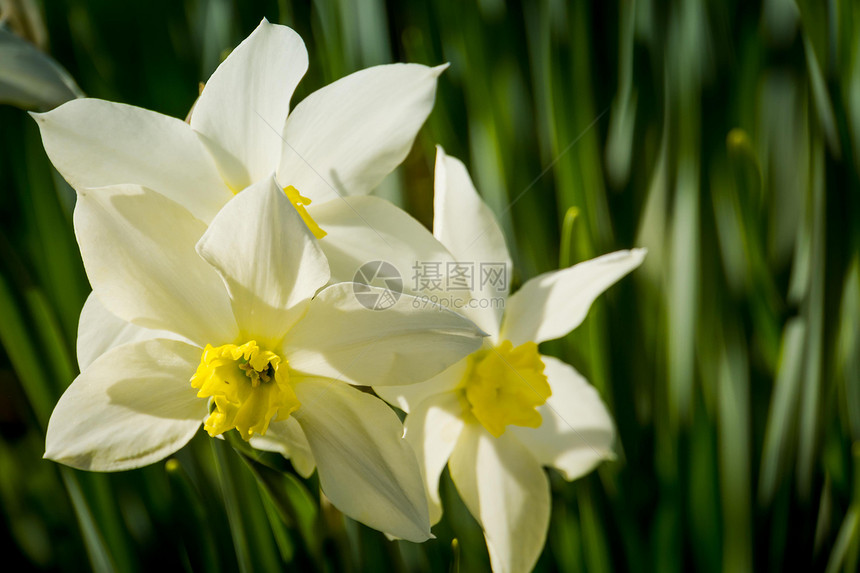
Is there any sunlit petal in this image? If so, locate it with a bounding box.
[196,176,329,347]
[191,20,308,189]
[249,416,316,478]
[74,184,237,346]
[403,392,465,525]
[510,356,615,480]
[293,377,431,542]
[283,283,484,386]
[77,292,183,371]
[32,99,231,222]
[45,339,206,471]
[501,249,646,345]
[449,425,550,573]
[434,147,511,336]
[278,63,444,202]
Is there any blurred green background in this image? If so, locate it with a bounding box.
[1,0,859,571]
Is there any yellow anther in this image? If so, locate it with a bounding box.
[461,340,551,437]
[190,341,300,440]
[284,185,327,239]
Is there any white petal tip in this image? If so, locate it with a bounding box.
[381,523,433,543]
[593,248,647,269]
[30,101,70,121]
[630,248,648,267]
[43,451,72,467]
[431,63,451,76]
[557,450,616,481]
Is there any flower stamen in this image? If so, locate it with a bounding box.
[284,185,327,239]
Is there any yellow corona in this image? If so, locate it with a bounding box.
[461,340,551,437]
[191,341,300,440]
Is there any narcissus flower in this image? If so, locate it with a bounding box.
[45,177,486,542]
[32,19,456,288]
[377,148,646,570]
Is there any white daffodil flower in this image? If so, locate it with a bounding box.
[376,147,646,571]
[45,177,487,542]
[32,19,460,319]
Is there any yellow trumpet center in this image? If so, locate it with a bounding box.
[284,185,327,239]
[461,340,551,437]
[190,341,300,440]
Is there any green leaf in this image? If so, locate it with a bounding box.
[0,27,83,111]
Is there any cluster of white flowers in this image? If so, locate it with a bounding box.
[36,20,644,573]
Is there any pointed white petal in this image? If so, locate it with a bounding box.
[433,147,511,335]
[375,358,466,414]
[292,377,431,541]
[283,283,484,386]
[310,195,464,305]
[45,339,206,471]
[249,417,316,478]
[32,99,232,222]
[278,63,444,202]
[501,249,646,345]
[196,177,329,346]
[74,185,237,346]
[191,20,308,189]
[449,426,550,573]
[511,356,615,480]
[403,392,465,525]
[77,292,183,371]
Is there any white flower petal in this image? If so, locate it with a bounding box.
[375,358,466,414]
[511,356,615,480]
[249,417,316,478]
[449,425,550,573]
[403,392,465,525]
[74,184,237,346]
[310,195,463,303]
[45,339,206,471]
[433,147,511,335]
[278,63,444,202]
[191,20,308,189]
[500,249,646,345]
[77,292,182,371]
[283,283,484,386]
[292,377,431,542]
[32,99,232,222]
[196,177,329,347]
